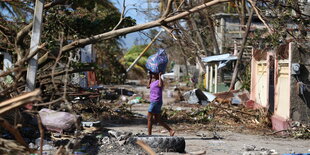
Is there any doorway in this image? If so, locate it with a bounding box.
[268,56,275,113]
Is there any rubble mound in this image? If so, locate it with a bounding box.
[129,135,186,153]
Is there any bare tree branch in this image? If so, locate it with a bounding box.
[44,0,67,10]
[35,97,63,107]
[176,0,186,12]
[15,0,67,60]
[0,24,12,35]
[60,0,229,53]
[248,0,273,34]
[63,52,73,102]
[0,67,25,78]
[175,21,206,72]
[15,23,33,60]
[38,67,94,80]
[204,11,220,55]
[15,42,47,66]
[0,30,13,45]
[0,89,41,150]
[0,89,41,110]
[113,0,126,31]
[52,32,64,90]
[37,114,44,155]
[0,117,29,150]
[189,15,208,55]
[229,8,255,90]
[162,0,174,17]
[161,24,178,40]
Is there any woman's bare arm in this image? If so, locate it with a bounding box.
[158,72,163,88]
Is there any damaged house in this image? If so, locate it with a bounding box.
[71,44,97,88]
[250,42,310,131]
[204,2,310,131]
[201,12,274,93]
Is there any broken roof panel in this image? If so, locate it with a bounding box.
[202,54,237,63]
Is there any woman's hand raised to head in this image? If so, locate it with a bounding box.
[158,72,163,88]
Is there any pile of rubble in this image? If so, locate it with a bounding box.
[162,101,271,130]
[98,130,144,154]
[0,86,142,154]
[162,88,271,131]
[281,122,310,139]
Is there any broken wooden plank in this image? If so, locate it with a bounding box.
[37,114,44,155]
[0,117,29,150]
[136,140,156,155]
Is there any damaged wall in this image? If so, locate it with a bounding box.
[251,42,310,130]
[289,42,310,124]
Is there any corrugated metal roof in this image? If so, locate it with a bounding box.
[202,54,237,63]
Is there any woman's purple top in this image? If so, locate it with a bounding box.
[150,80,163,102]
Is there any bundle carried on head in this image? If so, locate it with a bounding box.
[146,49,168,74]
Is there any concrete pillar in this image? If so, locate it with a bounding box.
[220,18,226,54]
[25,0,44,91]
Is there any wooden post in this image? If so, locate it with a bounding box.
[214,63,218,93]
[25,0,44,91]
[206,65,209,90]
[234,40,238,55]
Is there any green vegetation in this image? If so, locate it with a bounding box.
[121,45,155,78]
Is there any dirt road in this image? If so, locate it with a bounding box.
[102,103,309,155]
[101,84,309,154]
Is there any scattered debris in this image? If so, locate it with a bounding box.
[136,140,156,155]
[0,83,307,155]
[183,89,215,105]
[242,145,278,155]
[129,135,186,153]
[0,138,27,154]
[108,130,132,141]
[214,90,250,105]
[82,121,101,128]
[183,89,199,104]
[39,108,77,133]
[162,101,271,129]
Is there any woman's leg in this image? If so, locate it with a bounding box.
[147,112,154,135]
[154,113,175,136]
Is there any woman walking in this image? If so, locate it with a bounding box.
[147,72,175,136]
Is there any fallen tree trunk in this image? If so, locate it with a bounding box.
[60,0,229,53]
